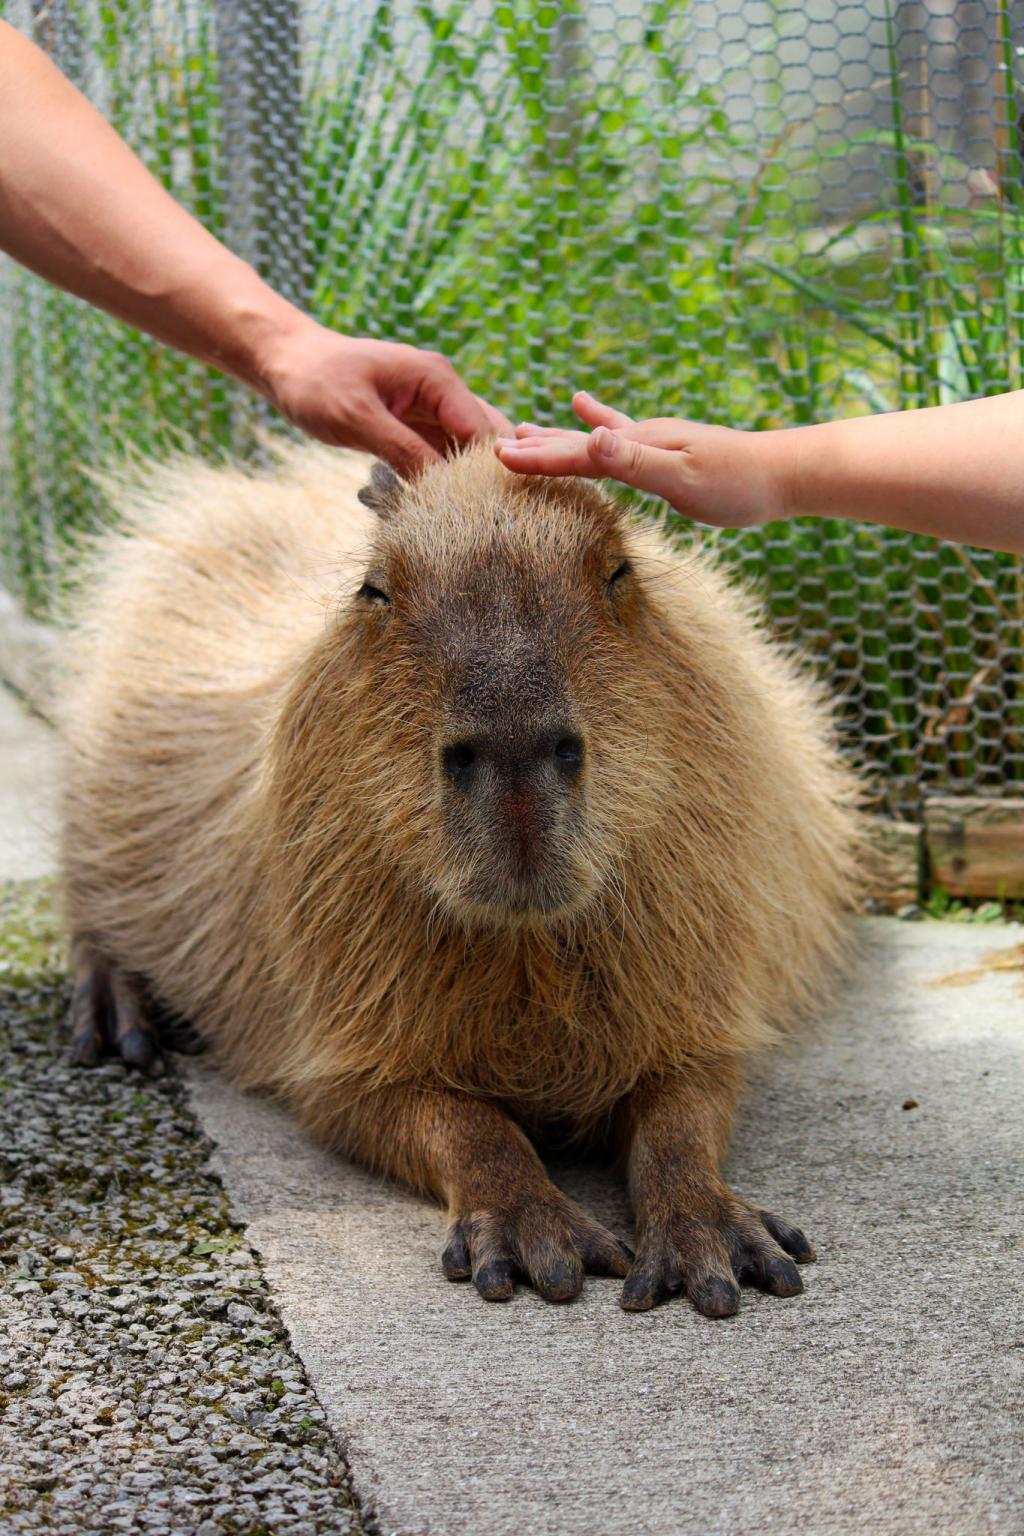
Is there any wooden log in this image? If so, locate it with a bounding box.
[924,796,1024,900]
[864,816,921,910]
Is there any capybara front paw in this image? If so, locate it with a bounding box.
[621,1198,815,1319]
[442,1190,632,1304]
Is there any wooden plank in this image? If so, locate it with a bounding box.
[924,796,1024,900]
[864,816,921,910]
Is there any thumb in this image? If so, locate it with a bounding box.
[587,426,689,508]
[361,408,440,479]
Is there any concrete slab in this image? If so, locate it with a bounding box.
[0,682,57,880]
[187,919,1024,1536]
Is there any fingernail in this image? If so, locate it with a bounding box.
[591,426,617,459]
[495,437,517,449]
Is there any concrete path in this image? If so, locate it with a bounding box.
[189,919,1024,1536]
[3,682,1022,1534]
[0,682,57,879]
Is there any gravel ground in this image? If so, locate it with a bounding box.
[0,880,364,1536]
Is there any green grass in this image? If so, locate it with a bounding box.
[0,0,1022,812]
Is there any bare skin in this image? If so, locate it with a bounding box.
[70,945,809,1316]
[0,22,509,473]
[495,388,1024,554]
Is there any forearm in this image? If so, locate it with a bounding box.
[762,391,1024,553]
[0,22,297,392]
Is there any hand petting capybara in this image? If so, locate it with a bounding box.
[61,442,861,1316]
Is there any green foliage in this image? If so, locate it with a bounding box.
[922,888,1015,923]
[0,0,1022,808]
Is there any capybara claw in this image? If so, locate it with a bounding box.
[758,1209,816,1265]
[442,1189,630,1305]
[623,1197,813,1318]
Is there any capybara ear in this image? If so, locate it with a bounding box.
[357,461,404,518]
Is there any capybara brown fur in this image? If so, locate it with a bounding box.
[61,441,861,1316]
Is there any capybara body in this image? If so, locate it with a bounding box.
[61,442,861,1315]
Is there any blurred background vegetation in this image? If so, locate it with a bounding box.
[1,0,1023,812]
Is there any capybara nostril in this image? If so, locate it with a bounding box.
[553,734,584,777]
[442,741,477,785]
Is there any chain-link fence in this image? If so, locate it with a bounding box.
[2,0,1023,818]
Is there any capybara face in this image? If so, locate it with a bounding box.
[344,452,663,927]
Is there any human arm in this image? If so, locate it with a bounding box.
[495,388,1024,553]
[0,21,507,473]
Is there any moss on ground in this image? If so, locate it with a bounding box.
[0,878,363,1535]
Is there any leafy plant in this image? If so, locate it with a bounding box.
[1,0,1022,811]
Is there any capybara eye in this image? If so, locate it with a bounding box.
[607,560,631,589]
[443,742,477,782]
[357,581,390,605]
[554,736,584,768]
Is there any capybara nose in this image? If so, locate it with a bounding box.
[442,728,584,787]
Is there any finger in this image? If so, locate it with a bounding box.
[500,432,592,455]
[363,409,441,479]
[473,1256,516,1301]
[513,423,577,439]
[521,1249,584,1303]
[109,967,159,1073]
[585,427,691,507]
[725,1216,804,1297]
[747,1252,804,1298]
[68,965,110,1068]
[464,1212,517,1300]
[574,1225,634,1279]
[572,390,635,430]
[620,1257,676,1312]
[688,1274,741,1318]
[476,395,515,436]
[407,421,453,457]
[758,1209,816,1264]
[441,1223,472,1280]
[511,1217,585,1302]
[422,364,503,448]
[494,433,599,479]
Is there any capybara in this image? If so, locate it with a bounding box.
[61,441,861,1316]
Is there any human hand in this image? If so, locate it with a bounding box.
[259,319,512,477]
[494,391,786,529]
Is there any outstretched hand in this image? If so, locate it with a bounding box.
[260,322,513,478]
[495,391,784,529]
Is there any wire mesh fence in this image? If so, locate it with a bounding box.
[1,0,1023,817]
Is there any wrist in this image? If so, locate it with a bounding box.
[748,425,803,525]
[192,260,315,399]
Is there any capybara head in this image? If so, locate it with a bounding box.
[283,446,670,930]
